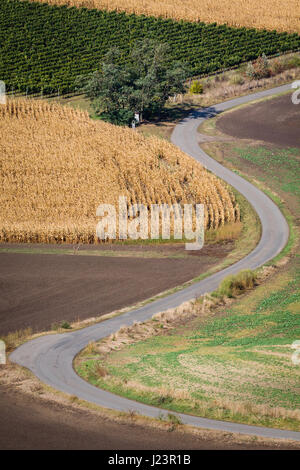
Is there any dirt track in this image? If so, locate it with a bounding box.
[217,93,300,148]
[0,243,231,336]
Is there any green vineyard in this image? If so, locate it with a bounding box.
[1,0,300,94]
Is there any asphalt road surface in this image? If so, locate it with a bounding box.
[11,84,299,442]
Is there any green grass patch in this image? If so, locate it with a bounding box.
[232,147,300,199]
[76,257,300,431]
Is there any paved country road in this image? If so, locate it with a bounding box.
[11,84,300,442]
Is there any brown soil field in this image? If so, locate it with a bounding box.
[217,94,300,149]
[1,383,298,450]
[0,242,232,336]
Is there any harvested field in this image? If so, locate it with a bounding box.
[217,94,300,148]
[27,0,300,33]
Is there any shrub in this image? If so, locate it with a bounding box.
[217,270,257,298]
[202,77,212,89]
[167,413,182,425]
[52,321,71,330]
[157,393,173,405]
[270,58,285,75]
[189,80,204,94]
[230,74,245,85]
[286,55,300,69]
[268,55,300,76]
[246,54,271,79]
[214,73,227,83]
[85,341,98,355]
[246,62,256,79]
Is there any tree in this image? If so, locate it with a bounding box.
[76,39,189,125]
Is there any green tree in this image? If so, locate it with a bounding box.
[77,40,189,126]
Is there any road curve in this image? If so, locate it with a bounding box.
[11,84,299,442]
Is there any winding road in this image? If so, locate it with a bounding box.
[11,83,300,442]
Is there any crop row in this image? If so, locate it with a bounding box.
[0,0,299,94]
[0,98,240,243]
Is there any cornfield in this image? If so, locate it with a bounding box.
[27,0,300,33]
[0,99,239,244]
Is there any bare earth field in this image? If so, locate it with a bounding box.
[0,242,232,336]
[217,94,300,149]
[1,383,299,450]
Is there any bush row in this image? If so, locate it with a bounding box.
[1,0,299,94]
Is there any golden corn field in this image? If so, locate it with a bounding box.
[27,0,300,33]
[0,99,239,244]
